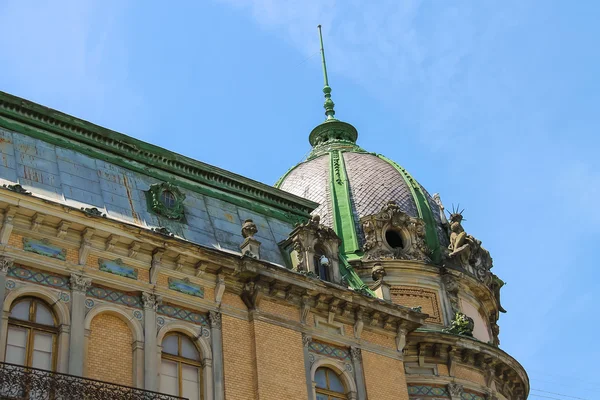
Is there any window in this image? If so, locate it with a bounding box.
[315,367,347,400]
[161,333,202,400]
[160,190,176,209]
[314,245,331,281]
[6,298,57,371]
[385,229,404,249]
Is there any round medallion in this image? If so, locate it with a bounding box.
[133,310,143,320]
[345,363,353,372]
[5,280,15,290]
[157,317,165,326]
[85,299,94,308]
[60,292,70,302]
[202,328,210,338]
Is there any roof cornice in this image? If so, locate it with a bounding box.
[0,91,318,222]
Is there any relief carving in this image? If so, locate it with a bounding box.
[360,201,430,262]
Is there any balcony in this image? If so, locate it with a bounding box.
[0,362,186,400]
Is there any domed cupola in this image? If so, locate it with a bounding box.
[276,27,447,266]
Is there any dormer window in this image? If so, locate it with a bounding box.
[314,245,331,281]
[160,190,176,209]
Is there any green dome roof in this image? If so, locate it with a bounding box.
[276,142,446,263]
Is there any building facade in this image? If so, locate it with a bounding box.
[0,85,527,400]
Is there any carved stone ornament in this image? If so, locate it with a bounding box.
[371,263,386,282]
[241,219,258,239]
[442,272,460,315]
[146,182,186,221]
[489,314,500,346]
[209,311,222,329]
[350,347,362,362]
[0,256,14,274]
[69,274,92,293]
[2,183,31,195]
[302,333,312,348]
[360,201,430,262]
[443,312,474,337]
[447,382,464,397]
[81,207,106,218]
[142,292,162,311]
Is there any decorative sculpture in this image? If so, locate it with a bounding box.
[443,312,474,337]
[360,201,430,261]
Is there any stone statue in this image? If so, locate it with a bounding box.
[447,212,471,268]
[371,263,386,282]
[433,193,448,226]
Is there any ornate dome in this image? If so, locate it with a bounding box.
[276,138,447,263]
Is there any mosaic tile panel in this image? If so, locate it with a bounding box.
[98,258,138,280]
[167,277,204,298]
[408,385,450,398]
[23,238,66,261]
[308,341,351,362]
[8,265,69,289]
[462,392,485,400]
[157,303,208,326]
[86,285,142,309]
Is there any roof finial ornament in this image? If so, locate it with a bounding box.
[318,25,336,121]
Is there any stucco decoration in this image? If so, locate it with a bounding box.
[146,182,186,221]
[360,201,430,262]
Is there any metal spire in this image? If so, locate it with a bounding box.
[318,25,336,120]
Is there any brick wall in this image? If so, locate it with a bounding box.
[454,365,486,386]
[390,286,443,324]
[87,313,133,386]
[363,350,409,400]
[222,315,256,399]
[253,320,306,400]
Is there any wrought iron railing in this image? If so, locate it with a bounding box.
[0,362,186,400]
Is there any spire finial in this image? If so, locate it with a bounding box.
[318,25,336,120]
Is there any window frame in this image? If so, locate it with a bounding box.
[161,333,203,400]
[315,367,348,400]
[6,297,58,371]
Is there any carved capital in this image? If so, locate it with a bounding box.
[0,256,14,274]
[70,273,92,293]
[302,333,312,348]
[142,292,162,311]
[240,280,262,311]
[209,311,222,330]
[447,382,464,398]
[350,347,362,363]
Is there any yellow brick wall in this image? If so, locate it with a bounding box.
[259,300,299,322]
[87,313,133,386]
[65,249,78,264]
[221,292,246,310]
[454,365,486,386]
[361,329,396,350]
[390,286,443,324]
[222,315,256,399]
[253,320,306,400]
[363,351,409,400]
[8,233,23,249]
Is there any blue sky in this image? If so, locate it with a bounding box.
[1,1,598,398]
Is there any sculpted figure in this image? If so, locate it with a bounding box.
[448,213,472,268]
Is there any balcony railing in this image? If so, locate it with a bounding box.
[0,362,186,400]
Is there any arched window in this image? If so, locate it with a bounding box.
[5,298,57,371]
[314,245,331,281]
[161,333,202,400]
[315,367,347,400]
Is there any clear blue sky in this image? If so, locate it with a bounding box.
[1,1,598,398]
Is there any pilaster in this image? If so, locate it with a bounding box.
[68,273,92,376]
[350,347,367,400]
[142,292,160,391]
[0,257,13,342]
[209,311,225,400]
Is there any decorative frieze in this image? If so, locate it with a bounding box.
[157,303,208,326]
[8,265,68,289]
[86,285,142,309]
[308,341,351,362]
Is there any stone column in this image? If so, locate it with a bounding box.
[142,292,160,391]
[68,273,92,376]
[0,257,13,351]
[351,347,367,400]
[209,311,225,400]
[302,333,315,400]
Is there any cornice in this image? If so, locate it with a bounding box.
[0,91,317,223]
